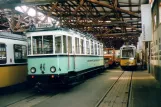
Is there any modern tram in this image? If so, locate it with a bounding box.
[120,44,137,70]
[26,24,104,87]
[0,32,27,88]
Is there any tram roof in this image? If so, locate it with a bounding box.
[0,32,26,41]
[26,26,99,42]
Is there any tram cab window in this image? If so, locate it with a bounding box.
[75,37,80,54]
[14,44,27,63]
[80,39,84,54]
[0,43,6,64]
[43,36,53,54]
[86,40,90,54]
[33,35,53,54]
[63,35,67,53]
[68,36,72,53]
[33,36,43,54]
[55,36,62,53]
[122,49,134,57]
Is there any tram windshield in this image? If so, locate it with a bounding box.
[32,35,53,54]
[28,35,74,55]
[104,49,113,55]
[122,49,134,58]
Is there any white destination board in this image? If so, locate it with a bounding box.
[141,4,152,41]
[36,23,53,29]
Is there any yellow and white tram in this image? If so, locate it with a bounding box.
[0,32,27,88]
[120,44,137,70]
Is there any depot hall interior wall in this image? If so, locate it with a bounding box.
[150,0,161,83]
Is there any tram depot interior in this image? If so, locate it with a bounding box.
[1,0,161,107]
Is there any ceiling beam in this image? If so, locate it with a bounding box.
[95,32,140,36]
[56,14,141,18]
[88,0,139,17]
[73,0,84,14]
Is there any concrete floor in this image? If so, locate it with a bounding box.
[0,68,123,107]
[130,70,161,107]
[33,69,122,107]
[1,68,160,107]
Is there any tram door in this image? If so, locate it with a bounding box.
[67,36,74,71]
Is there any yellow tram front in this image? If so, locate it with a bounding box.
[120,45,137,70]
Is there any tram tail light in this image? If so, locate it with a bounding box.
[31,75,34,78]
[51,75,54,78]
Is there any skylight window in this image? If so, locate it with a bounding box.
[15,5,55,22]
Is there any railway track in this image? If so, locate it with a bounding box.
[4,89,59,107]
[95,70,133,107]
[2,69,130,107]
[6,94,52,107]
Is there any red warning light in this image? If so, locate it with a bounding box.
[31,75,34,78]
[51,75,54,78]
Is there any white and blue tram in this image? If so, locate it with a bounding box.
[26,24,104,86]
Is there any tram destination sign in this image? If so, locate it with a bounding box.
[36,23,53,29]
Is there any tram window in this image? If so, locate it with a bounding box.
[95,43,97,55]
[55,36,62,53]
[75,38,80,54]
[101,45,103,55]
[14,44,27,63]
[33,36,43,54]
[98,44,100,55]
[63,35,67,53]
[80,39,84,54]
[27,37,31,55]
[43,36,53,54]
[68,36,72,53]
[91,40,94,55]
[0,43,6,64]
[109,50,113,54]
[86,40,90,54]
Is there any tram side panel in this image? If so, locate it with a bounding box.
[0,38,27,88]
[28,55,103,80]
[74,56,104,72]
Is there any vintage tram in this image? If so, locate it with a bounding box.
[26,24,104,87]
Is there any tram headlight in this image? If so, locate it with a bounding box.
[30,67,36,73]
[50,66,56,73]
